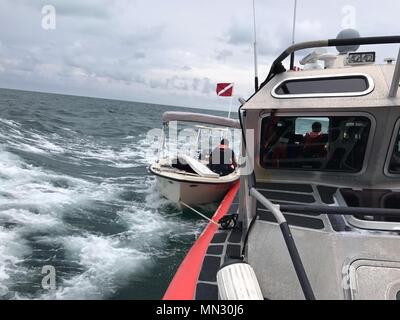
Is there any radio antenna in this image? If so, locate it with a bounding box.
[290,0,298,70]
[253,0,259,91]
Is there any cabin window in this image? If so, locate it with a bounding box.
[260,116,371,172]
[273,75,371,97]
[388,125,400,173]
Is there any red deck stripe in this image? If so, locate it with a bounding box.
[163,182,240,300]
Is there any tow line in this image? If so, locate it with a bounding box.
[180,201,220,227]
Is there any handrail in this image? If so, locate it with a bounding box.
[248,186,400,300]
[162,111,241,129]
[278,203,400,217]
[250,188,315,300]
[260,35,400,89]
[251,188,286,224]
[275,36,400,68]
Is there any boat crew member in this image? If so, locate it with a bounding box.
[208,139,237,176]
[303,121,327,158]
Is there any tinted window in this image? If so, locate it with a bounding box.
[260,116,371,172]
[274,76,370,96]
[389,125,400,173]
[295,117,329,135]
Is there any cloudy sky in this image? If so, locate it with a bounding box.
[0,0,399,110]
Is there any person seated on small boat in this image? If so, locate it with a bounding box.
[208,139,237,176]
[303,121,327,158]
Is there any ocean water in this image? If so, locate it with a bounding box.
[0,88,228,300]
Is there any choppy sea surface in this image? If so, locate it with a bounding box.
[0,88,229,300]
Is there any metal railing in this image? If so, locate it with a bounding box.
[248,186,400,300]
[260,35,400,90]
[249,187,316,300]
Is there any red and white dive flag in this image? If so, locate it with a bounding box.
[216,83,234,97]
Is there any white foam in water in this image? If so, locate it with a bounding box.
[75,146,142,168]
[0,226,30,297]
[118,187,204,248]
[0,115,154,168]
[0,118,57,155]
[0,118,20,128]
[34,198,199,300]
[0,209,62,234]
[0,147,123,297]
[28,132,65,154]
[42,234,148,300]
[0,147,119,210]
[0,114,206,300]
[74,134,155,168]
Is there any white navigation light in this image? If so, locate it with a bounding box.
[336,29,361,54]
[347,52,376,65]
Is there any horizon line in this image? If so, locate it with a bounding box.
[0,86,238,113]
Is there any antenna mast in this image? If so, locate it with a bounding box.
[253,0,259,91]
[289,0,298,70]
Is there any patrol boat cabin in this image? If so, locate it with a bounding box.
[236,35,400,299]
[164,34,400,301]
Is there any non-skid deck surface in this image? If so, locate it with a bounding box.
[195,195,242,300]
[194,182,350,299]
[256,182,350,232]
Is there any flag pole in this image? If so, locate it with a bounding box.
[289,0,298,70]
[216,83,234,118]
[228,94,233,119]
[252,0,259,91]
[227,83,234,119]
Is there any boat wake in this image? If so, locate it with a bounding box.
[0,112,203,300]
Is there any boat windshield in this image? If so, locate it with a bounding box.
[260,115,371,172]
[160,122,240,164]
[389,124,400,173]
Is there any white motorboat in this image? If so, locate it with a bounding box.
[149,112,241,206]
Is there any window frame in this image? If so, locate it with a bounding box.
[258,111,376,175]
[271,73,375,99]
[384,118,400,177]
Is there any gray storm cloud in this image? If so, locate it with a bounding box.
[0,0,399,109]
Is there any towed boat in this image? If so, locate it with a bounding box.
[164,34,400,300]
[149,112,240,206]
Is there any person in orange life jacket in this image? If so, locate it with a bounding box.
[208,139,237,176]
[303,121,327,158]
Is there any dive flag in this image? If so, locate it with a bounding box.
[216,83,234,97]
